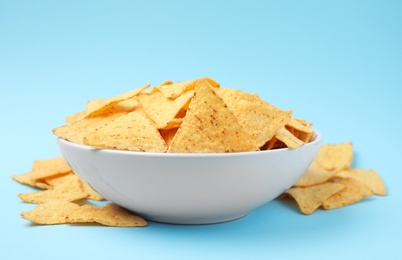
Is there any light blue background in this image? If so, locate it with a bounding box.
[1,1,401,259]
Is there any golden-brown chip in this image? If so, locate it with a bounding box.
[18,174,89,204]
[137,90,193,129]
[322,178,374,210]
[12,158,72,189]
[53,100,141,144]
[293,160,342,187]
[83,109,167,152]
[168,79,259,153]
[286,182,345,214]
[155,77,219,99]
[274,127,305,149]
[66,203,147,227]
[85,84,149,118]
[217,88,291,148]
[21,201,80,225]
[335,168,387,196]
[315,143,354,171]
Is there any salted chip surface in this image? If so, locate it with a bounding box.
[218,88,291,148]
[315,143,353,171]
[168,80,258,153]
[66,203,147,227]
[83,108,167,152]
[322,178,374,210]
[155,77,219,99]
[85,84,149,118]
[294,160,341,187]
[275,127,305,149]
[21,201,80,225]
[137,90,194,129]
[286,182,345,214]
[335,169,387,196]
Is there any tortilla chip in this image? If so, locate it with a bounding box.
[315,143,353,171]
[66,203,147,227]
[18,174,89,204]
[335,168,387,196]
[53,102,136,144]
[274,127,305,149]
[217,88,291,148]
[155,77,219,99]
[286,182,345,214]
[83,109,167,152]
[12,158,72,189]
[85,84,149,118]
[168,79,258,153]
[294,160,342,187]
[21,201,80,225]
[137,90,193,129]
[322,178,374,210]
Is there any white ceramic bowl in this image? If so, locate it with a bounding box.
[56,132,322,224]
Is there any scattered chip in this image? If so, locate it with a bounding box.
[315,143,353,171]
[335,168,387,196]
[12,157,72,189]
[21,201,80,225]
[293,160,341,187]
[286,182,345,214]
[285,142,386,214]
[18,174,89,204]
[322,178,374,210]
[66,203,147,227]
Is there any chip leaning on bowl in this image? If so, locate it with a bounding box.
[53,77,315,152]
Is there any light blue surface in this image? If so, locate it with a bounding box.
[1,1,401,259]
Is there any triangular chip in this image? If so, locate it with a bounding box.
[66,203,147,227]
[322,178,374,210]
[21,201,80,225]
[315,143,353,171]
[18,174,89,204]
[85,84,149,118]
[217,88,291,148]
[274,127,305,149]
[155,77,219,99]
[12,158,72,189]
[335,168,387,196]
[294,160,342,187]
[83,109,167,152]
[168,80,258,153]
[286,182,345,214]
[137,90,194,129]
[53,99,140,144]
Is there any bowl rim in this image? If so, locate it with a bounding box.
[56,131,322,158]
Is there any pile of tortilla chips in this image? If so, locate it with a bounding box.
[53,77,315,153]
[13,158,147,227]
[283,143,387,214]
